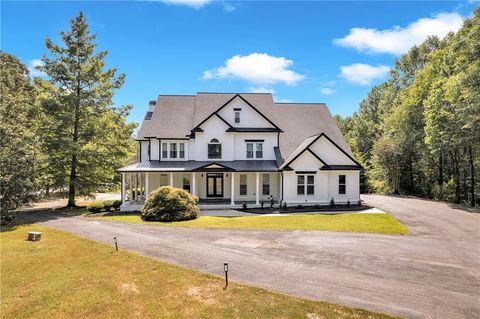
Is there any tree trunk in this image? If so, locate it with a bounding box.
[439,152,444,186]
[67,82,81,207]
[454,148,461,204]
[469,146,475,207]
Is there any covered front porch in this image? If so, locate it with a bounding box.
[120,170,281,211]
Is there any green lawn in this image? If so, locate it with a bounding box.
[99,213,409,235]
[1,225,399,319]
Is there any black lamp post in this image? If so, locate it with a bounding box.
[113,236,118,252]
[224,262,229,289]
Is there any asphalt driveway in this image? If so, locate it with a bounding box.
[27,195,480,319]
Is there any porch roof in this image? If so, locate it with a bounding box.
[117,160,279,173]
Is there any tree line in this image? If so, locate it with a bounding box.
[1,12,137,223]
[335,8,479,207]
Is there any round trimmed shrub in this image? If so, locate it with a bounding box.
[141,186,199,222]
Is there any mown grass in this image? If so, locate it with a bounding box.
[99,213,408,235]
[1,225,400,319]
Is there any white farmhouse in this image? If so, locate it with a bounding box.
[118,93,361,211]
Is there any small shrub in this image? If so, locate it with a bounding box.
[329,198,335,208]
[295,205,304,210]
[313,204,322,209]
[260,200,264,209]
[141,186,199,222]
[282,202,288,211]
[347,199,350,208]
[242,201,247,209]
[357,199,362,206]
[87,201,105,213]
[112,200,122,210]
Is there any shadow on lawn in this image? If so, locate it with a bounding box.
[1,207,86,233]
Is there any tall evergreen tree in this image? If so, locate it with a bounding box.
[0,52,37,223]
[338,7,479,206]
[37,12,136,206]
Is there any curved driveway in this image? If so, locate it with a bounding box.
[33,195,480,319]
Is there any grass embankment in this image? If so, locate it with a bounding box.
[1,225,399,319]
[100,213,408,235]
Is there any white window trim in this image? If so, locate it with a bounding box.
[246,142,263,159]
[339,174,346,195]
[161,142,186,160]
[297,174,315,196]
[208,139,222,159]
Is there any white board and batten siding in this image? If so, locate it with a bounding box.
[282,137,360,205]
[217,96,273,128]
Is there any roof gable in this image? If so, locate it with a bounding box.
[192,94,281,132]
[281,132,361,169]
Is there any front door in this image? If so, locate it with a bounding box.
[206,173,223,197]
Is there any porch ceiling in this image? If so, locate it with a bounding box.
[117,160,279,173]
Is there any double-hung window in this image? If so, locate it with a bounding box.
[246,142,263,159]
[262,174,270,195]
[240,174,247,195]
[179,143,185,159]
[208,139,221,159]
[256,143,263,158]
[162,143,168,159]
[246,143,254,158]
[297,175,315,195]
[170,143,177,158]
[339,175,346,194]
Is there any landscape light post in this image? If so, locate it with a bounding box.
[113,236,118,252]
[224,262,229,290]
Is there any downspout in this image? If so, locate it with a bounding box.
[138,141,142,162]
[148,138,151,161]
[280,170,284,204]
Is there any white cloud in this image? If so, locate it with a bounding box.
[160,0,211,9]
[339,63,390,85]
[221,1,236,12]
[320,87,335,95]
[202,53,304,85]
[247,86,275,94]
[28,59,46,78]
[334,12,464,55]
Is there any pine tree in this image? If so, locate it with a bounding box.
[37,12,136,207]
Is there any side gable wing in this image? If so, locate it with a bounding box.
[309,134,362,167]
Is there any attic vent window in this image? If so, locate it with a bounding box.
[145,111,153,120]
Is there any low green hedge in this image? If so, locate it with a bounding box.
[87,199,122,214]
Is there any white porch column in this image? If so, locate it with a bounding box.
[169,172,173,186]
[129,174,133,202]
[121,173,126,205]
[230,172,235,206]
[145,173,149,199]
[255,172,260,206]
[134,173,138,200]
[191,172,196,195]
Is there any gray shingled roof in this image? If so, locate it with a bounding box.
[118,160,278,172]
[136,93,353,161]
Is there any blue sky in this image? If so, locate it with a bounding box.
[2,1,477,125]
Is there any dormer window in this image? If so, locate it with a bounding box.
[234,108,241,124]
[208,138,221,159]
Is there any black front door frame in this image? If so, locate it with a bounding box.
[206,173,224,197]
